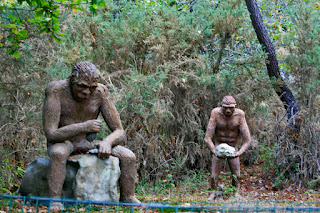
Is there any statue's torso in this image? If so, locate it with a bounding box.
[59,93,100,126]
[57,80,102,142]
[214,109,241,147]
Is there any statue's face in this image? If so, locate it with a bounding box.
[71,78,98,100]
[222,105,235,117]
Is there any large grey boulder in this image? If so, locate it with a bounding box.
[216,143,236,158]
[19,155,120,201]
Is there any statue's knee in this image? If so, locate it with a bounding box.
[127,152,136,162]
[211,174,218,182]
[121,151,136,163]
[50,147,69,161]
[113,146,136,162]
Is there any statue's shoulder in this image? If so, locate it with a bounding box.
[234,108,245,117]
[211,107,221,116]
[45,79,68,95]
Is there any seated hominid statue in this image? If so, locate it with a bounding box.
[43,61,140,211]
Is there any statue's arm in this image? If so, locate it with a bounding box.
[236,111,251,157]
[43,82,96,143]
[98,85,126,158]
[204,109,217,155]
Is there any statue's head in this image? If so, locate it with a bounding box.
[70,61,100,100]
[221,95,236,116]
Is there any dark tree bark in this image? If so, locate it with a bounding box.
[244,0,299,122]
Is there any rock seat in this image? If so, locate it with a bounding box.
[18,155,120,202]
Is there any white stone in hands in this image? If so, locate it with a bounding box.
[216,143,236,158]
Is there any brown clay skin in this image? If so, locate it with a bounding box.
[204,95,251,201]
[43,62,140,211]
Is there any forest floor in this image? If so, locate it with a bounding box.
[234,162,319,202]
[1,160,320,212]
[138,160,320,203]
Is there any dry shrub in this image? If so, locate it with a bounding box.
[103,55,211,181]
[0,9,69,191]
[275,109,320,187]
[0,47,47,191]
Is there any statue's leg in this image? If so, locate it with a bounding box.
[227,156,240,188]
[47,141,73,198]
[208,155,223,201]
[112,145,140,203]
[228,157,241,198]
[211,155,223,190]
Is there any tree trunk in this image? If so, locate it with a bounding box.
[213,32,230,73]
[244,0,299,122]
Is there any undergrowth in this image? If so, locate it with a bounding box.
[136,169,209,201]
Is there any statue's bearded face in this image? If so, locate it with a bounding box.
[71,78,98,100]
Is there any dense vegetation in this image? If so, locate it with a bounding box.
[1,0,320,195]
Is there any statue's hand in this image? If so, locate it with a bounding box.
[83,120,102,133]
[98,140,112,159]
[234,151,240,158]
[212,149,217,157]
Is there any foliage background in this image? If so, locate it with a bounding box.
[1,0,320,194]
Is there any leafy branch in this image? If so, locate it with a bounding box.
[0,0,107,58]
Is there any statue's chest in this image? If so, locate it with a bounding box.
[216,118,240,131]
[60,98,100,122]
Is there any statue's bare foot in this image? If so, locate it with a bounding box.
[49,202,64,212]
[207,192,216,202]
[235,191,242,199]
[121,196,141,204]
